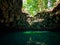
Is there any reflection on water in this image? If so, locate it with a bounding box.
[27,37,47,45]
[1,31,60,45]
[23,31,49,34]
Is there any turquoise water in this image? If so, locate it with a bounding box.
[0,31,60,45]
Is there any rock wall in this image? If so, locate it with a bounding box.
[0,0,60,31]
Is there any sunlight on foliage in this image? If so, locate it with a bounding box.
[22,0,56,17]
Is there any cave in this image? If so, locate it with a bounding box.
[0,0,60,45]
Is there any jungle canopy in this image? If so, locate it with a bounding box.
[22,0,56,17]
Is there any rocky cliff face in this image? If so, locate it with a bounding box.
[0,0,22,27]
[0,0,60,30]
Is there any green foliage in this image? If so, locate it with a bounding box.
[23,0,56,16]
